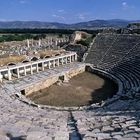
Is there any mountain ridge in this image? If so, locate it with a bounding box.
[0,19,139,29]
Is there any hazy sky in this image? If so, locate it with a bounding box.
[0,0,140,23]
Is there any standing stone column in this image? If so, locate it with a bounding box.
[57,59,59,66]
[0,72,3,82]
[8,69,12,80]
[27,39,30,48]
[55,40,58,46]
[72,55,74,62]
[42,62,44,71]
[53,60,55,67]
[65,57,68,64]
[30,65,33,75]
[24,66,27,76]
[70,56,72,62]
[48,61,51,69]
[69,56,72,63]
[31,39,34,47]
[17,68,20,78]
[38,39,41,47]
[50,38,53,45]
[36,64,39,72]
[75,54,78,61]
[62,58,64,65]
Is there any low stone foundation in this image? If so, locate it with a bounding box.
[23,76,59,96]
[65,65,85,79]
[20,63,86,96]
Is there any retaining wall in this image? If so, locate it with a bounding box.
[21,64,86,96]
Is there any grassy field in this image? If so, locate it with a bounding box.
[28,72,118,107]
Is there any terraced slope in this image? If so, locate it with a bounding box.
[85,33,140,92]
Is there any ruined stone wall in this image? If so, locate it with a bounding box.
[22,63,86,96]
[65,66,85,79]
[24,76,59,96]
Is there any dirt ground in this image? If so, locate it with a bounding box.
[28,72,118,107]
[0,55,26,66]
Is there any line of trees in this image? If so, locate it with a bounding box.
[0,34,48,42]
[0,34,33,42]
[0,28,102,42]
[0,28,101,34]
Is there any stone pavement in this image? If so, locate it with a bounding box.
[0,62,140,140]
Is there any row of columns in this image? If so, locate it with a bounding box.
[0,53,77,82]
[27,38,69,48]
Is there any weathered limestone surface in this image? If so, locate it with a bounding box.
[4,62,85,96]
[65,66,85,79]
[0,62,140,140]
[25,76,59,96]
[0,51,77,82]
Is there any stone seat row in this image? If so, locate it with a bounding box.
[85,33,140,95]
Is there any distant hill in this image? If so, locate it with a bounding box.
[0,19,139,29]
[70,19,131,29]
[0,21,68,29]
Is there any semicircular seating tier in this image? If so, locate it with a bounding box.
[85,33,140,92]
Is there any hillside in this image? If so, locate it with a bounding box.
[0,19,137,29]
